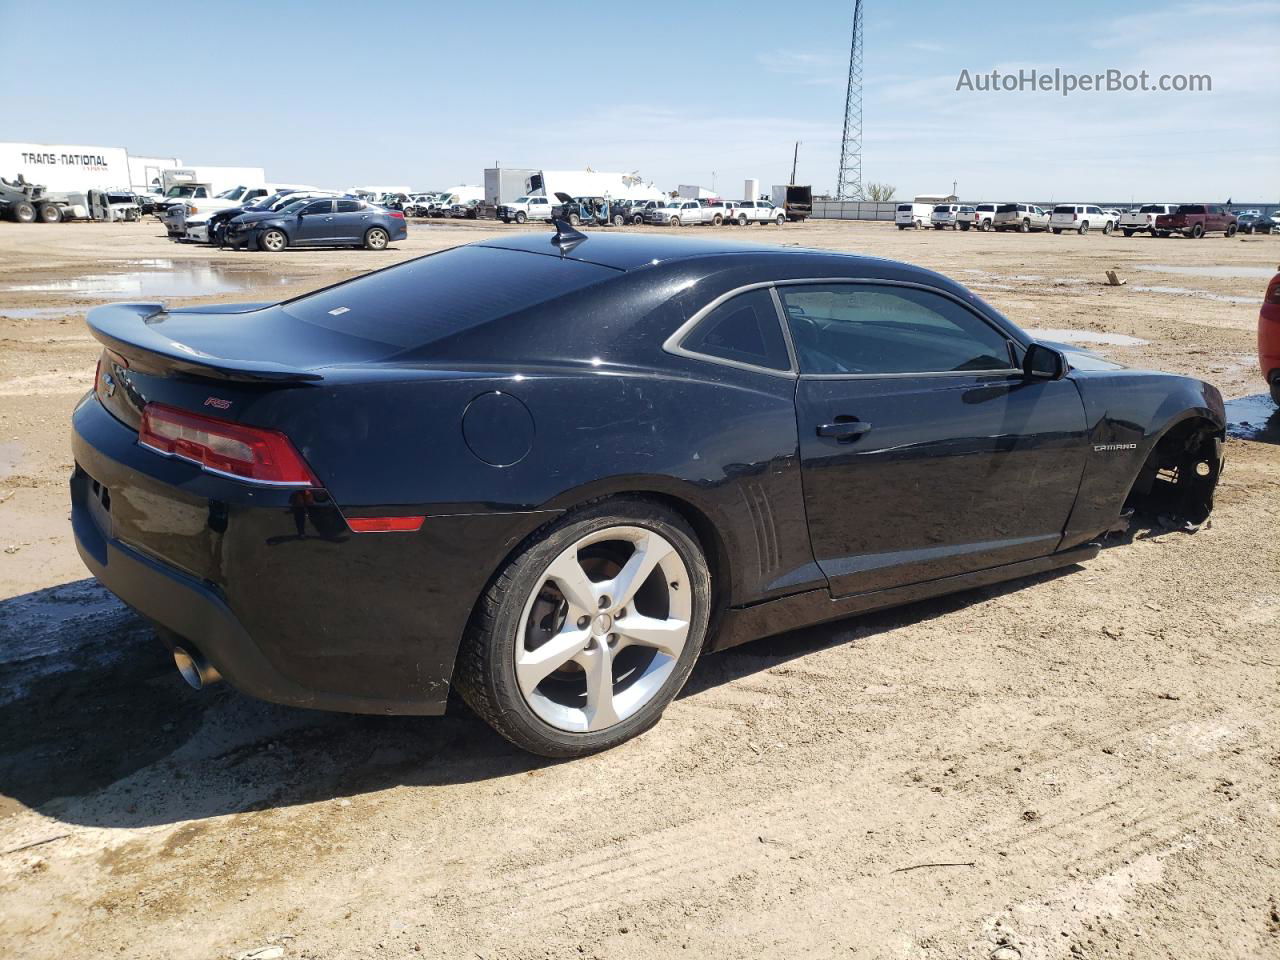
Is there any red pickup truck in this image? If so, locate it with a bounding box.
[1154,203,1238,238]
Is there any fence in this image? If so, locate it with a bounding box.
[810,200,898,221]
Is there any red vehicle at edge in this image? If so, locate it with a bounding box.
[1261,269,1280,405]
[1154,203,1239,238]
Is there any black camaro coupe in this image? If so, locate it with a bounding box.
[72,225,1224,756]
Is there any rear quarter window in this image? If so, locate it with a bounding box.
[281,246,618,349]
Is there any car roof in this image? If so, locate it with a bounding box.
[477,230,811,271]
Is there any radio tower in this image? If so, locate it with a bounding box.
[836,0,865,200]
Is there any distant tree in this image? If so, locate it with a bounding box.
[865,182,896,201]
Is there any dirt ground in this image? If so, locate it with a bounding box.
[0,218,1277,960]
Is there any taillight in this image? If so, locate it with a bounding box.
[139,403,318,486]
[1266,276,1280,305]
[389,211,405,220]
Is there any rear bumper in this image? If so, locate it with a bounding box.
[69,395,555,716]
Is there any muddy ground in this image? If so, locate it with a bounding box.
[0,218,1277,960]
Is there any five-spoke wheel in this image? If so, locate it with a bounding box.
[455,500,711,757]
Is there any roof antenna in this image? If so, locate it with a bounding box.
[551,217,588,254]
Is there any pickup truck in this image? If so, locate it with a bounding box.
[1154,203,1238,239]
[1119,203,1175,236]
[645,199,711,226]
[163,184,272,239]
[992,203,1050,232]
[497,195,557,223]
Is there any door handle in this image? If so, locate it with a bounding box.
[816,419,872,441]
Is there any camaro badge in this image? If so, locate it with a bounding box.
[1094,442,1137,452]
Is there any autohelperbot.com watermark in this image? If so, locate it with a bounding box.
[955,67,1211,96]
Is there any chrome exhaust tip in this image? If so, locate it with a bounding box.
[173,646,222,690]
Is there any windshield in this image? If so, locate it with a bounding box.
[217,187,243,200]
[165,185,198,198]
[513,196,530,203]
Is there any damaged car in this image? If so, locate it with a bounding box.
[71,226,1224,758]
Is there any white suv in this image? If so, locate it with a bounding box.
[1050,204,1118,235]
[731,200,785,225]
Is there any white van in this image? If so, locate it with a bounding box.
[895,202,932,229]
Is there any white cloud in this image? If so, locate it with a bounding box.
[756,50,845,87]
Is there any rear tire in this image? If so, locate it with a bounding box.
[11,201,36,223]
[738,214,748,226]
[1191,223,1204,238]
[1103,221,1114,235]
[1051,228,1062,234]
[259,228,287,252]
[1271,378,1280,406]
[612,214,624,227]
[1123,229,1135,237]
[568,213,581,226]
[1020,218,1030,233]
[980,219,992,231]
[38,203,62,223]
[1079,221,1090,235]
[453,498,712,758]
[711,214,723,226]
[1226,223,1237,237]
[364,227,389,250]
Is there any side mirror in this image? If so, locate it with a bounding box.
[1023,342,1067,381]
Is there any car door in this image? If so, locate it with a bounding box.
[294,199,336,244]
[332,199,370,243]
[780,281,1088,597]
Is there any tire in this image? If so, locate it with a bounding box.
[632,214,644,225]
[776,214,785,225]
[1226,223,1237,237]
[669,216,680,227]
[453,498,712,757]
[1079,222,1090,235]
[738,214,748,226]
[1019,218,1030,233]
[960,223,970,231]
[1271,378,1280,406]
[1102,220,1114,235]
[1123,229,1135,237]
[38,203,62,223]
[897,224,905,230]
[364,227,389,250]
[980,219,992,232]
[11,201,36,223]
[612,214,624,227]
[1191,223,1204,238]
[514,211,527,224]
[711,214,723,226]
[568,213,580,226]
[1154,230,1168,238]
[259,229,287,252]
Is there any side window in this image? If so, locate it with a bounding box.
[678,288,791,372]
[301,200,333,215]
[779,284,1013,377]
[195,188,208,198]
[336,200,360,213]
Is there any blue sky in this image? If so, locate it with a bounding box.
[2,0,1276,200]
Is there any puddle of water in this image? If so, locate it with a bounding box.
[1025,328,1149,346]
[0,306,83,319]
[0,441,21,479]
[3,261,301,299]
[1132,285,1260,304]
[1225,393,1280,443]
[1135,264,1274,280]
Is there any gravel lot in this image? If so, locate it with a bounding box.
[1,218,1277,960]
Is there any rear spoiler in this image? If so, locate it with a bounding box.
[86,302,324,383]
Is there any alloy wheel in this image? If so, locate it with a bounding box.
[514,525,691,733]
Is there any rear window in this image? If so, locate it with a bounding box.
[897,204,912,211]
[1177,204,1205,214]
[1053,205,1075,214]
[933,205,950,213]
[995,204,1017,214]
[281,246,618,349]
[1139,204,1166,213]
[977,204,994,212]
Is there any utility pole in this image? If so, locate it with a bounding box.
[836,0,865,200]
[790,142,800,185]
